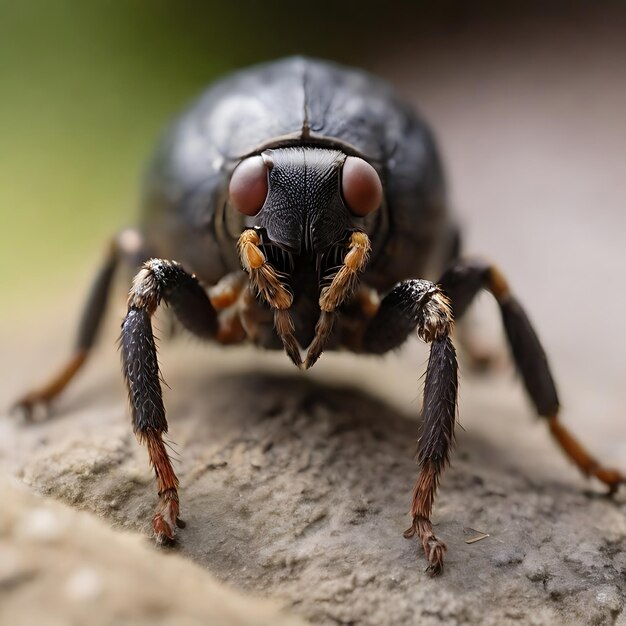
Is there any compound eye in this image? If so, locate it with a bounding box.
[341,156,382,217]
[229,156,268,216]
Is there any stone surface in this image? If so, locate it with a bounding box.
[0,477,307,626]
[2,340,626,626]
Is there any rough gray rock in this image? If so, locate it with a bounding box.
[0,476,308,626]
[2,339,626,626]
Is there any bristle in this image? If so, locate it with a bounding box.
[274,309,303,369]
[304,311,335,369]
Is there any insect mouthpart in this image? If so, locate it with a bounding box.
[238,227,371,370]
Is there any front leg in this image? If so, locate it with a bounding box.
[363,280,459,575]
[121,259,218,543]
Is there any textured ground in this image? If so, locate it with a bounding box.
[2,7,626,626]
[0,477,307,626]
[2,335,626,625]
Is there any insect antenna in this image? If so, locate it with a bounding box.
[304,231,371,369]
[238,229,302,368]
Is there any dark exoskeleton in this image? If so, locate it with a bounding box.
[16,57,625,575]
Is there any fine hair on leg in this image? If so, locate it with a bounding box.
[121,258,218,542]
[361,278,458,574]
[404,335,458,575]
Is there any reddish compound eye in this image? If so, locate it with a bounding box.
[229,156,268,216]
[341,156,382,217]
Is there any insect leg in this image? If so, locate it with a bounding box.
[439,258,625,493]
[121,258,218,543]
[13,231,139,417]
[363,280,458,576]
[443,227,498,369]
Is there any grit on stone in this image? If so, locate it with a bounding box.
[2,338,626,626]
[3,8,626,626]
[0,478,308,626]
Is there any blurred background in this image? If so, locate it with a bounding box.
[1,0,626,453]
[2,0,623,299]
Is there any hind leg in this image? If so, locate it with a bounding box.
[443,229,503,370]
[13,229,146,417]
[439,258,625,493]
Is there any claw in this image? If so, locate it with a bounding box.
[10,397,51,422]
[152,496,180,544]
[153,519,175,545]
[423,536,447,576]
[11,352,88,421]
[594,468,625,496]
[425,561,444,576]
[405,515,447,576]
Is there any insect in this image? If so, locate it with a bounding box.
[15,57,624,575]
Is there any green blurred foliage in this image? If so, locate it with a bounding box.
[0,0,381,304]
